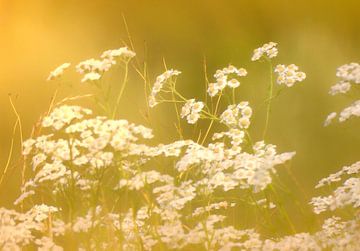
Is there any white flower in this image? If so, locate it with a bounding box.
[148,69,181,107]
[339,100,360,122]
[47,63,71,81]
[101,47,136,61]
[220,103,252,129]
[227,79,240,88]
[251,42,278,61]
[274,64,306,87]
[324,112,337,127]
[336,62,360,84]
[207,65,247,96]
[81,72,101,83]
[329,81,351,95]
[181,99,204,124]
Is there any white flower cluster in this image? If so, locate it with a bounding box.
[274,64,306,87]
[207,65,247,97]
[17,105,161,206]
[311,161,360,214]
[191,201,236,217]
[220,101,252,129]
[180,99,204,124]
[76,47,136,83]
[336,62,360,83]
[148,69,181,107]
[327,63,360,96]
[46,63,71,81]
[338,100,360,122]
[0,205,63,250]
[251,42,278,61]
[175,138,295,192]
[329,81,351,95]
[325,62,360,125]
[41,105,92,130]
[327,100,360,125]
[10,44,360,250]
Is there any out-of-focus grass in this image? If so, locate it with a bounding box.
[1,0,360,230]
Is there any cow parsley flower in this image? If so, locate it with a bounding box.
[180,99,204,124]
[220,102,252,129]
[274,64,306,87]
[148,69,181,107]
[47,63,71,81]
[100,47,136,62]
[207,65,247,97]
[251,42,278,61]
[324,112,337,127]
[336,62,360,83]
[329,81,351,95]
[339,100,360,122]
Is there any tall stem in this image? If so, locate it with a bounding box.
[112,62,129,119]
[263,61,274,140]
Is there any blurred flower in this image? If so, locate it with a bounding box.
[47,63,71,81]
[251,42,278,61]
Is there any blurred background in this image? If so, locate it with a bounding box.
[1,0,360,226]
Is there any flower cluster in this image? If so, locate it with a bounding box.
[180,99,204,124]
[220,102,252,129]
[274,64,306,87]
[41,105,92,130]
[9,44,360,251]
[329,81,351,95]
[148,69,181,107]
[325,62,360,125]
[207,65,247,97]
[76,46,135,83]
[336,62,360,83]
[311,161,360,214]
[251,42,278,61]
[46,63,71,81]
[0,205,63,250]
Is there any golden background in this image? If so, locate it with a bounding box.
[1,0,360,220]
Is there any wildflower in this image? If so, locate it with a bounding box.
[100,47,136,62]
[47,63,71,81]
[41,105,92,130]
[274,64,306,87]
[81,72,101,83]
[324,112,337,126]
[329,81,351,95]
[76,58,112,74]
[180,99,204,124]
[251,42,278,61]
[220,102,252,129]
[336,62,360,83]
[207,65,247,96]
[338,100,360,122]
[148,69,181,107]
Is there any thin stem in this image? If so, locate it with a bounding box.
[263,61,274,140]
[268,184,297,234]
[201,93,222,145]
[171,82,184,139]
[0,120,18,187]
[8,96,25,190]
[112,62,129,119]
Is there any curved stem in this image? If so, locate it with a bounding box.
[112,62,129,119]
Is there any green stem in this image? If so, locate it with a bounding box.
[112,62,129,119]
[263,61,274,140]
